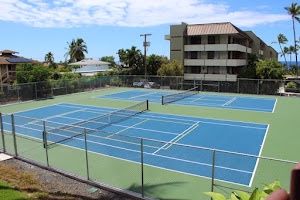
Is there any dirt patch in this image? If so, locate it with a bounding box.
[1,158,135,200]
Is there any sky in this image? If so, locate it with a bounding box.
[0,0,298,62]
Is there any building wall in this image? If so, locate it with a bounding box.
[167,23,278,81]
[170,23,187,64]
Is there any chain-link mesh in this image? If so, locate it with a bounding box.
[87,130,143,194]
[2,76,298,105]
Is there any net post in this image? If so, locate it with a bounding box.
[146,100,149,110]
[42,121,46,149]
[11,114,18,156]
[43,121,50,166]
[141,138,144,197]
[161,96,164,105]
[0,113,6,152]
[84,128,90,180]
[211,149,216,196]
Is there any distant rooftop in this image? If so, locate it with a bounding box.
[0,49,39,65]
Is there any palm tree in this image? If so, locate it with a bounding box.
[285,3,300,76]
[65,38,88,63]
[44,52,54,64]
[117,46,143,74]
[288,45,296,66]
[277,34,288,66]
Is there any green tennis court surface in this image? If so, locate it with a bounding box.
[0,87,298,200]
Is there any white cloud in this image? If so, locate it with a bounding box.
[0,0,290,28]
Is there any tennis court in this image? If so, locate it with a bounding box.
[1,102,268,186]
[96,89,277,113]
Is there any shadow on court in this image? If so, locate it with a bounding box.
[127,181,189,200]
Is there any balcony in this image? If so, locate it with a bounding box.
[1,71,16,84]
[184,44,251,53]
[184,59,246,66]
[184,73,237,82]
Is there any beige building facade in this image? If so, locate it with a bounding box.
[165,22,278,81]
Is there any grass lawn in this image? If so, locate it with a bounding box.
[0,181,30,200]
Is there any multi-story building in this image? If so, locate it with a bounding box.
[165,22,278,81]
[0,49,39,89]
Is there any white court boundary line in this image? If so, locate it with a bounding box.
[153,122,199,154]
[222,97,237,106]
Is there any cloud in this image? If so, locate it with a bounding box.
[0,0,290,28]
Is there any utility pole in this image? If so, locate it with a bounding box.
[140,34,152,79]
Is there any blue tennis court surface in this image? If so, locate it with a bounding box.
[2,103,268,186]
[96,90,277,113]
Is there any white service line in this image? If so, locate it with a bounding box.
[222,97,237,106]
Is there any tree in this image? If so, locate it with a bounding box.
[44,52,58,69]
[117,46,143,74]
[65,38,88,63]
[146,54,168,75]
[16,63,51,83]
[157,60,183,76]
[256,59,284,79]
[285,3,300,75]
[288,45,296,67]
[274,34,288,66]
[239,54,259,78]
[100,56,116,67]
[44,52,54,64]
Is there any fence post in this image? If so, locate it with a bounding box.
[237,78,240,93]
[35,82,38,100]
[43,121,49,167]
[141,138,144,197]
[65,79,68,95]
[218,81,220,93]
[84,128,90,180]
[211,149,216,195]
[11,114,18,156]
[0,113,6,152]
[257,79,260,95]
[17,86,20,101]
[200,79,203,92]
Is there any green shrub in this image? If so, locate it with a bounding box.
[205,180,280,200]
[286,81,296,89]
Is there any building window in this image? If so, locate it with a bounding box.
[191,67,201,74]
[190,36,201,44]
[207,66,220,74]
[208,36,215,44]
[207,51,214,59]
[190,51,198,59]
[208,36,220,44]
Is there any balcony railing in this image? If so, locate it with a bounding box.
[1,71,16,84]
[184,44,251,53]
[184,73,237,82]
[184,59,247,66]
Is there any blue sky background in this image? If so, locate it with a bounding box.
[0,0,298,62]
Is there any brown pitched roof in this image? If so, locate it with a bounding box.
[0,49,40,65]
[0,49,19,54]
[187,22,252,40]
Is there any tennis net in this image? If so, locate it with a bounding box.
[162,87,199,105]
[45,100,149,148]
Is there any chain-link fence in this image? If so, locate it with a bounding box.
[2,75,298,105]
[0,113,297,200]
